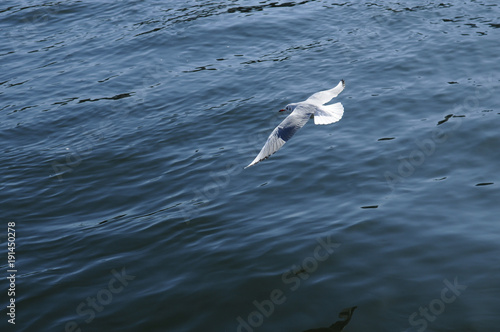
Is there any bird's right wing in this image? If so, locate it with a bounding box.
[245,105,313,168]
[305,80,345,106]
[245,126,287,168]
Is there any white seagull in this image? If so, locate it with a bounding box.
[245,80,345,168]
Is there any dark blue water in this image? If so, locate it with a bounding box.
[1,1,500,331]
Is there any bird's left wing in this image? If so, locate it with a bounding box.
[245,104,313,168]
[305,80,345,106]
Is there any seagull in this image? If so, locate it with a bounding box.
[245,80,345,168]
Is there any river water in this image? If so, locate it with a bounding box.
[1,1,500,331]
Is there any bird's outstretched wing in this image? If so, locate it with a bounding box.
[305,80,345,106]
[245,104,314,168]
[313,102,344,125]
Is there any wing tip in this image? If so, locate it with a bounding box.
[245,157,262,169]
[245,157,264,169]
[246,153,276,168]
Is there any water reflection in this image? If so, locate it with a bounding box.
[303,306,357,332]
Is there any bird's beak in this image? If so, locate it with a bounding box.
[279,109,285,112]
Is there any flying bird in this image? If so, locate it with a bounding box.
[245,80,345,168]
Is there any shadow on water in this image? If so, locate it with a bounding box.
[303,306,357,332]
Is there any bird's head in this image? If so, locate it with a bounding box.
[279,103,299,113]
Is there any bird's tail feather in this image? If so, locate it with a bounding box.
[313,102,344,125]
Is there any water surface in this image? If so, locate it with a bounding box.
[1,1,500,331]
